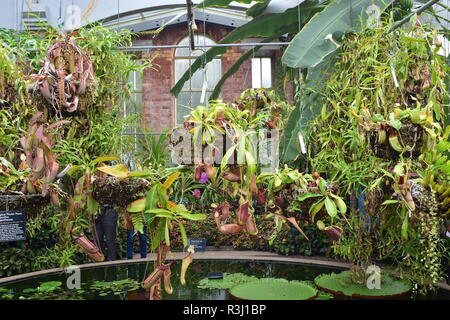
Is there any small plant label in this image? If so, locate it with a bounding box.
[0,210,27,242]
[187,238,206,252]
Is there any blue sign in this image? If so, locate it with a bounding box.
[0,210,27,242]
[187,238,206,252]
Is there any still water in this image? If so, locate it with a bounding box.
[1,260,449,300]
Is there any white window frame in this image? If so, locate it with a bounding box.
[174,35,222,125]
[251,57,272,89]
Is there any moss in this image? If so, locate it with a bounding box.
[314,271,411,298]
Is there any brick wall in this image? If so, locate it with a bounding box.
[139,22,293,132]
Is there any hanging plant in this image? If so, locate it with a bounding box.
[28,34,97,117]
[18,112,70,205]
[307,21,449,293]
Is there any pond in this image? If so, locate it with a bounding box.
[1,260,449,300]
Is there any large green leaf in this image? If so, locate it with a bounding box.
[129,170,158,177]
[89,155,120,166]
[282,0,394,68]
[436,140,450,153]
[297,192,322,201]
[177,212,207,221]
[145,186,159,211]
[145,208,174,218]
[309,199,325,221]
[96,164,130,178]
[280,54,336,163]
[324,196,337,218]
[171,3,326,97]
[246,0,272,17]
[177,220,188,247]
[127,198,145,213]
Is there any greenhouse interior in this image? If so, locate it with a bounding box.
[0,0,449,304]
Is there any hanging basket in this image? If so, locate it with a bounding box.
[92,176,150,207]
[71,232,105,262]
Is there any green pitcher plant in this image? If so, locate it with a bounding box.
[126,171,206,300]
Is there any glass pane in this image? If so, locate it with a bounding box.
[176,35,216,57]
[206,59,222,89]
[191,62,205,90]
[252,58,262,88]
[175,59,191,90]
[176,91,212,124]
[261,58,272,88]
[176,59,221,90]
[134,70,142,91]
[135,92,142,117]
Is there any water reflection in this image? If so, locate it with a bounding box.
[3,260,449,300]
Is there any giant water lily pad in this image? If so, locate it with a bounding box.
[314,271,411,299]
[229,279,317,300]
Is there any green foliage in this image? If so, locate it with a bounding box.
[54,113,130,168]
[0,23,151,273]
[89,279,141,296]
[135,131,170,170]
[76,24,151,112]
[270,223,329,256]
[282,0,395,68]
[0,246,35,277]
[127,172,206,250]
[0,110,23,163]
[307,23,449,293]
[170,214,274,250]
[0,281,84,300]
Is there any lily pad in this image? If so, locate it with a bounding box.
[314,271,411,299]
[229,279,317,300]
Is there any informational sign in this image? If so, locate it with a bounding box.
[187,238,206,252]
[0,210,27,242]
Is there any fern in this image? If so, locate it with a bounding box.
[131,214,144,234]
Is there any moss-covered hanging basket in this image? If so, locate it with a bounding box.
[0,194,50,212]
[314,271,412,299]
[92,176,150,206]
[229,279,318,300]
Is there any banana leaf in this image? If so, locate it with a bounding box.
[246,0,272,17]
[282,0,394,68]
[280,54,336,163]
[171,3,326,97]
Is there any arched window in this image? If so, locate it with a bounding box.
[174,35,222,124]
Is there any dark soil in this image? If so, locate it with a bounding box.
[367,121,423,160]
